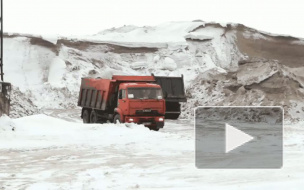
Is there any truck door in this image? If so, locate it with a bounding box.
[118,89,128,115]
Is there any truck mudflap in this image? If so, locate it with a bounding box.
[153,75,187,102]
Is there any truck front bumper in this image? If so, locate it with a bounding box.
[125,116,164,128]
[156,121,164,128]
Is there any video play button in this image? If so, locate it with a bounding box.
[195,106,283,169]
[225,123,254,153]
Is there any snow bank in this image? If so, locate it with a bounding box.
[48,57,67,87]
[184,34,213,41]
[4,21,304,121]
[237,61,279,85]
[86,21,206,43]
[0,115,16,132]
[159,57,177,71]
[4,37,54,92]
[130,61,147,69]
[41,34,59,45]
[0,114,187,150]
[97,68,113,79]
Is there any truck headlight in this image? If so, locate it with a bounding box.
[129,118,134,122]
[159,118,164,122]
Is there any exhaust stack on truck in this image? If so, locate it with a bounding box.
[77,75,186,131]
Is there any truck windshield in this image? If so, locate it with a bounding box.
[127,88,163,99]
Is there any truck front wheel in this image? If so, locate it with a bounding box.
[113,114,121,124]
[83,110,90,123]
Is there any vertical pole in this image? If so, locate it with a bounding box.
[0,0,3,81]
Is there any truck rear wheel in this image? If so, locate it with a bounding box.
[83,110,90,123]
[90,111,98,123]
[113,114,121,124]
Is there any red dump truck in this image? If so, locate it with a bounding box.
[77,75,186,131]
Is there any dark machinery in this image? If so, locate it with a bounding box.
[0,0,11,116]
[153,75,187,119]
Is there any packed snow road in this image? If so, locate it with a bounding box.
[0,109,304,189]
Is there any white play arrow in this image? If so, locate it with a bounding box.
[225,123,254,153]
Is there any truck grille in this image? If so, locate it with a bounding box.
[135,110,160,116]
[138,118,155,125]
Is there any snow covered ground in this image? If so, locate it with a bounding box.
[0,110,304,190]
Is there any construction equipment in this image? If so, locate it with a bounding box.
[77,75,186,130]
[0,0,12,117]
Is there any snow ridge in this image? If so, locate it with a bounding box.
[3,21,304,121]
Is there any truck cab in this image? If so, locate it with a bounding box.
[114,82,166,131]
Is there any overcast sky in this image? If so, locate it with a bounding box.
[3,0,304,37]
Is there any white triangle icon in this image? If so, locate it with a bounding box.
[225,123,254,153]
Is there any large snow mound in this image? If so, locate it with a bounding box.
[88,21,206,43]
[3,21,304,121]
[47,57,67,87]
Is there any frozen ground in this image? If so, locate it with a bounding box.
[0,110,304,190]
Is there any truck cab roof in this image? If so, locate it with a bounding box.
[119,82,161,89]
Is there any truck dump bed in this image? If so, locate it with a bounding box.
[78,75,156,112]
[154,75,186,102]
[153,75,186,119]
[78,78,116,111]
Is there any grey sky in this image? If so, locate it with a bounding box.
[3,0,304,37]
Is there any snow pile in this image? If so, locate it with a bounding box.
[89,21,206,43]
[161,57,177,70]
[3,21,304,121]
[0,114,189,150]
[130,61,147,69]
[97,68,113,79]
[5,36,55,92]
[47,57,67,87]
[10,86,39,118]
[0,115,16,131]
